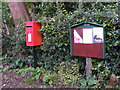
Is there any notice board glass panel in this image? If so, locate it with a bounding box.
[83,29,93,44]
[74,29,83,43]
[93,27,104,43]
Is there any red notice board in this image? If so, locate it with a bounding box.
[70,22,105,58]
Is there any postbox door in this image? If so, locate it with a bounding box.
[33,23,42,46]
[26,26,33,46]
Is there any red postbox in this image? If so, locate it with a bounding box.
[26,22,42,46]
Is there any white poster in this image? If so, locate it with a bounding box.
[83,29,93,44]
[93,27,103,43]
[74,29,83,43]
[28,33,32,42]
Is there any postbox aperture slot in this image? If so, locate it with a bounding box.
[26,26,32,27]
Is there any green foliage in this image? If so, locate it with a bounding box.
[13,67,53,86]
[0,65,3,72]
[17,67,42,79]
[3,67,9,72]
[30,2,78,17]
[57,61,80,87]
[0,65,3,69]
[2,18,33,66]
[16,67,35,75]
[2,2,13,25]
[79,75,99,88]
[15,67,42,85]
[43,75,56,85]
[38,8,86,71]
[10,58,28,68]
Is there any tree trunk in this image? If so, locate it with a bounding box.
[8,2,31,27]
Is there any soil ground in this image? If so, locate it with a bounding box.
[1,70,77,89]
[0,62,77,89]
[2,70,46,88]
[1,63,53,88]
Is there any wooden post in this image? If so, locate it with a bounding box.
[85,58,92,80]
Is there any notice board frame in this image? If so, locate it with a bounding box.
[70,22,105,58]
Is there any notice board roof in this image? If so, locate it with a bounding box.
[70,21,103,28]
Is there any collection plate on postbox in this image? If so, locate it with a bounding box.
[70,22,105,58]
[26,22,42,46]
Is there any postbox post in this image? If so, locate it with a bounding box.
[33,46,37,68]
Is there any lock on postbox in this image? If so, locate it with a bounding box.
[26,22,42,46]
